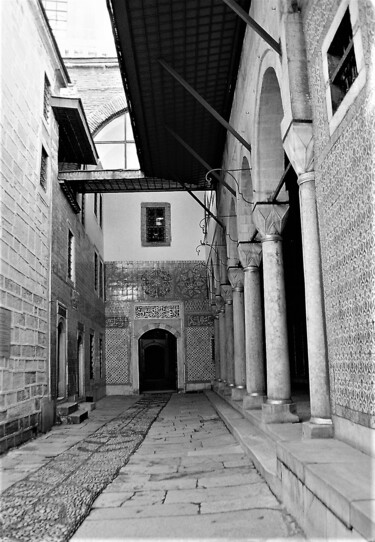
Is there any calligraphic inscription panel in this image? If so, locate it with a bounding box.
[135,304,180,319]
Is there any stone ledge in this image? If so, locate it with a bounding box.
[205,390,374,541]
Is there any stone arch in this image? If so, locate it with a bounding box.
[88,94,127,135]
[134,322,181,340]
[255,67,285,199]
[237,156,256,242]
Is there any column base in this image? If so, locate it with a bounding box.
[302,419,333,439]
[223,384,233,396]
[262,402,299,424]
[243,393,266,410]
[231,387,246,401]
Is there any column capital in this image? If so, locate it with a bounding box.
[252,203,289,240]
[215,294,225,311]
[238,242,262,269]
[220,284,233,304]
[282,120,314,176]
[228,267,244,291]
[297,171,315,186]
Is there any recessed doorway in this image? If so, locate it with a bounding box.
[139,329,177,392]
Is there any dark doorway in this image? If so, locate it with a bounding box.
[139,329,177,392]
[283,160,309,392]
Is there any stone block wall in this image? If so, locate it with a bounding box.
[105,261,215,393]
[0,0,62,452]
[50,182,106,402]
[302,0,375,438]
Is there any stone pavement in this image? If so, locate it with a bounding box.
[72,393,305,541]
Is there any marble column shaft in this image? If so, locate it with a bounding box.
[221,285,234,386]
[298,172,331,422]
[228,268,246,392]
[238,242,266,406]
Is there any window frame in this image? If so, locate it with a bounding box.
[141,202,171,247]
[322,0,366,135]
[67,229,75,283]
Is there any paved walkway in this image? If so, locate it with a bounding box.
[73,393,304,541]
[0,393,305,541]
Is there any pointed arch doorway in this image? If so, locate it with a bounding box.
[138,329,177,392]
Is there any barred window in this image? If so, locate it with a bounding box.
[99,336,103,378]
[146,207,165,243]
[40,147,48,190]
[327,8,358,114]
[141,203,171,247]
[81,194,85,227]
[43,74,51,122]
[99,260,104,299]
[68,230,74,281]
[89,333,94,379]
[94,252,98,292]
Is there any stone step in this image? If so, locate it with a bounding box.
[57,402,79,416]
[68,408,89,424]
[79,401,96,412]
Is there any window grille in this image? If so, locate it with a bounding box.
[146,207,166,243]
[99,337,103,378]
[40,147,48,190]
[43,75,51,122]
[68,230,74,281]
[94,193,98,217]
[81,194,85,227]
[89,334,94,379]
[327,8,358,114]
[94,252,98,292]
[99,260,104,298]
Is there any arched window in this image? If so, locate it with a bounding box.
[94,112,139,169]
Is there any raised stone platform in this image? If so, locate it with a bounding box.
[205,390,374,541]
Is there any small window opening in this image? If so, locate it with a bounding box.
[327,8,358,114]
[94,252,98,292]
[43,75,51,122]
[40,147,48,190]
[68,230,74,281]
[89,334,94,379]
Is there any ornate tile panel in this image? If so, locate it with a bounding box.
[134,304,180,319]
[105,328,130,384]
[186,327,215,383]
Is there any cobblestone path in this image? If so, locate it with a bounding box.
[0,394,171,542]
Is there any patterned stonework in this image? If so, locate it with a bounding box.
[304,2,375,427]
[134,304,180,319]
[186,327,215,382]
[105,329,130,384]
[141,269,172,297]
[176,264,207,298]
[185,299,211,312]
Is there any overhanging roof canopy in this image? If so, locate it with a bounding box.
[51,96,98,165]
[106,0,250,191]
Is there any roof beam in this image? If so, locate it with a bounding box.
[159,59,251,153]
[223,0,282,55]
[173,176,225,229]
[166,126,237,197]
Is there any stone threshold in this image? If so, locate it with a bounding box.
[205,390,374,541]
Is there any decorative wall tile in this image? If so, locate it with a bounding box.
[187,314,214,327]
[105,329,130,384]
[304,2,375,427]
[186,327,215,382]
[185,299,211,312]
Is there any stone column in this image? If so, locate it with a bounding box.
[228,267,246,401]
[238,242,266,409]
[211,303,221,390]
[215,295,226,389]
[298,172,333,438]
[253,203,299,423]
[221,284,234,391]
[283,120,333,437]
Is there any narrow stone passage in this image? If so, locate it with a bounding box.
[0,395,170,542]
[73,393,305,540]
